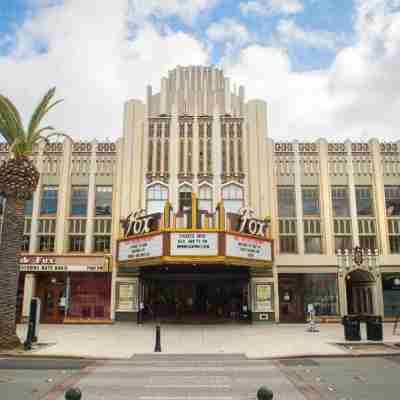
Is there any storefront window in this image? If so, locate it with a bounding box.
[95,186,112,216]
[385,186,400,216]
[382,273,400,317]
[277,186,296,217]
[67,273,111,320]
[146,183,168,214]
[222,184,243,214]
[70,186,88,216]
[40,186,58,215]
[303,274,338,316]
[331,187,350,217]
[356,186,374,216]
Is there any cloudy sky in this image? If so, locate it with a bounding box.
[0,0,400,141]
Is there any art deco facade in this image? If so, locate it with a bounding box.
[2,65,400,324]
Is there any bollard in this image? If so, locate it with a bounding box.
[154,324,161,352]
[257,386,273,400]
[23,320,34,350]
[65,387,82,400]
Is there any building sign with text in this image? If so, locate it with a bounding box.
[226,234,272,261]
[118,234,163,262]
[170,232,218,256]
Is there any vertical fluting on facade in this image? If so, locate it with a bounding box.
[85,140,97,253]
[55,139,72,253]
[319,139,334,256]
[293,141,305,254]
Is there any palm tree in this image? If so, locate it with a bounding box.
[0,88,62,349]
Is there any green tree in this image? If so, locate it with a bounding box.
[0,88,62,349]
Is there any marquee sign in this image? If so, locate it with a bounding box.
[118,234,163,262]
[226,234,272,261]
[120,209,161,238]
[19,264,106,272]
[238,208,269,237]
[170,232,219,256]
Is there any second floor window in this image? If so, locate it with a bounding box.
[199,185,213,213]
[70,186,88,216]
[40,186,58,215]
[385,186,400,217]
[179,185,192,213]
[146,183,168,214]
[278,187,296,217]
[302,187,320,216]
[0,195,5,215]
[332,187,350,217]
[222,184,243,214]
[24,197,33,216]
[356,186,374,216]
[95,186,113,216]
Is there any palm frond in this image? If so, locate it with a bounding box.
[0,95,23,144]
[27,87,63,139]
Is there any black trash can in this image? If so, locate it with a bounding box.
[342,315,361,341]
[366,315,383,341]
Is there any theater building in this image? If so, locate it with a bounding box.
[1,65,400,323]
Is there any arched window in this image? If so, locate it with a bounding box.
[146,184,168,214]
[199,185,213,213]
[179,184,192,212]
[222,184,243,214]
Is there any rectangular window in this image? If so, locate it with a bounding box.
[0,195,5,215]
[94,236,111,253]
[40,186,58,215]
[24,197,33,216]
[389,236,400,254]
[305,236,322,254]
[385,186,400,216]
[21,235,30,252]
[279,236,297,253]
[359,235,377,251]
[277,187,296,217]
[39,236,55,252]
[332,187,350,217]
[302,187,320,216]
[69,235,85,252]
[356,186,374,216]
[334,236,353,253]
[70,186,88,216]
[95,186,112,216]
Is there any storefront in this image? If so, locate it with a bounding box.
[116,201,274,323]
[382,273,400,318]
[18,255,112,323]
[278,273,339,322]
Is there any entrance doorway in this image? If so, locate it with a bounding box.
[141,268,249,322]
[36,274,66,323]
[278,275,305,322]
[346,269,375,315]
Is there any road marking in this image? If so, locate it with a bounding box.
[140,397,233,400]
[144,384,231,388]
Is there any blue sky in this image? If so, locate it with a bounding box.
[0,0,399,141]
[0,0,355,70]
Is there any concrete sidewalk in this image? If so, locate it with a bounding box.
[14,322,400,359]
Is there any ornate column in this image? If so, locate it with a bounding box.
[319,139,334,255]
[85,140,97,254]
[29,142,45,253]
[55,139,72,253]
[346,140,360,247]
[294,141,305,254]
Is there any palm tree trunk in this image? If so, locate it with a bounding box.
[0,197,25,349]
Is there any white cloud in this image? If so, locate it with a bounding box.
[240,0,304,16]
[0,0,208,140]
[129,0,220,25]
[224,0,400,140]
[206,18,251,46]
[276,19,345,50]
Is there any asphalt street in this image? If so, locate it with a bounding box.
[1,355,400,399]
